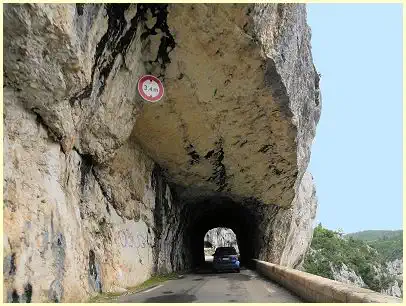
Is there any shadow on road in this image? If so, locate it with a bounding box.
[143,294,197,303]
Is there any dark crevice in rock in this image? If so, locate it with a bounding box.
[272,168,283,176]
[239,140,248,147]
[33,109,46,128]
[88,249,102,293]
[73,3,141,104]
[95,218,111,239]
[150,165,183,272]
[57,236,62,246]
[258,144,272,153]
[11,289,19,303]
[69,84,92,107]
[93,4,132,93]
[138,4,176,78]
[23,283,32,303]
[79,153,94,192]
[170,222,183,271]
[76,4,84,16]
[186,144,200,165]
[151,164,166,272]
[204,150,214,159]
[164,226,171,245]
[206,140,227,192]
[9,253,16,275]
[31,108,63,144]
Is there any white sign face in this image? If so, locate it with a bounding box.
[137,75,164,102]
[142,79,160,98]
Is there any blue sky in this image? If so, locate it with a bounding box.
[306,4,403,233]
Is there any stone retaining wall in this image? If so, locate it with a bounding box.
[254,260,403,303]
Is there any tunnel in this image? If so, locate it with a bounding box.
[150,163,313,275]
[180,196,262,269]
[152,166,287,272]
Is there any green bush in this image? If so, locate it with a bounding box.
[303,224,399,294]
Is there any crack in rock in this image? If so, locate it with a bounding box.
[138,4,176,78]
[206,139,227,192]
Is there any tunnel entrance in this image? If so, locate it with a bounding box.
[180,195,265,269]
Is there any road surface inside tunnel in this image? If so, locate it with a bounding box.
[116,259,302,303]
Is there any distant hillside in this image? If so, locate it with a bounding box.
[303,225,403,298]
[346,230,402,261]
[346,230,402,242]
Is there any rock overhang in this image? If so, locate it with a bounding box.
[3,2,320,209]
[132,3,321,208]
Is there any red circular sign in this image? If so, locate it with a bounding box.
[137,75,164,102]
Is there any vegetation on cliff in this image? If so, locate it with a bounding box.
[303,224,402,295]
[346,230,403,262]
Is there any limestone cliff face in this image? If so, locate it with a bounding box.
[3,90,172,302]
[3,3,320,302]
[260,172,317,268]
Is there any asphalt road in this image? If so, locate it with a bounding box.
[117,260,302,303]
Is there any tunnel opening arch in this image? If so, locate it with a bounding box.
[203,227,239,256]
[179,195,265,269]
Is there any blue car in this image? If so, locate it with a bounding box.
[212,247,240,273]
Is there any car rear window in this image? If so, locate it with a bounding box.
[215,247,237,255]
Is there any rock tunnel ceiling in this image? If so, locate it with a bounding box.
[3,3,320,302]
[132,3,321,207]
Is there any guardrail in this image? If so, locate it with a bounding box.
[253,259,403,303]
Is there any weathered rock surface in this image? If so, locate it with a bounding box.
[381,259,403,298]
[3,89,163,302]
[3,3,320,302]
[332,263,367,288]
[382,280,402,298]
[3,3,145,163]
[262,171,318,268]
[133,4,321,207]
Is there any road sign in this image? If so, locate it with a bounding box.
[137,75,164,102]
